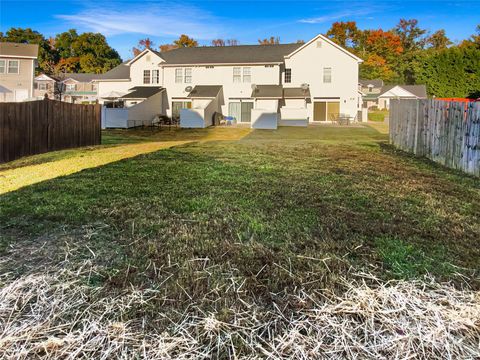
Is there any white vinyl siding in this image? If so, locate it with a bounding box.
[175,68,183,83]
[184,68,192,83]
[152,70,159,84]
[0,60,5,73]
[242,67,251,83]
[233,67,251,83]
[233,67,241,83]
[7,60,19,74]
[143,70,151,84]
[323,67,332,83]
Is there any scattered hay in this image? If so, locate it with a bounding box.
[0,266,478,359]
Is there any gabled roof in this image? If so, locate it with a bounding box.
[359,79,384,88]
[0,42,38,58]
[96,62,130,80]
[126,48,164,65]
[62,73,104,83]
[121,86,164,99]
[379,84,427,98]
[187,85,222,98]
[35,74,58,82]
[284,34,363,62]
[159,43,302,65]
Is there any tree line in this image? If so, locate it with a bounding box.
[0,28,122,75]
[324,19,480,97]
[2,20,479,98]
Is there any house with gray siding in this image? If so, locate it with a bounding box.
[0,42,38,102]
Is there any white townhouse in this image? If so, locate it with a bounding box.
[95,34,363,129]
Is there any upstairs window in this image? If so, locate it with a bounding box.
[184,68,192,83]
[143,70,151,84]
[0,60,5,73]
[233,67,241,83]
[8,60,19,74]
[284,68,291,83]
[242,67,251,83]
[323,67,332,83]
[38,83,47,90]
[175,68,183,83]
[152,70,159,84]
[66,83,76,91]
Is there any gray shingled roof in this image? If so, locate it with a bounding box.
[0,42,38,58]
[121,86,163,99]
[63,73,104,82]
[158,43,302,65]
[251,85,283,99]
[251,85,311,99]
[283,87,311,99]
[187,85,222,98]
[97,62,131,80]
[359,79,384,88]
[380,84,427,98]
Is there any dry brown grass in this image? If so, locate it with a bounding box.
[0,263,478,359]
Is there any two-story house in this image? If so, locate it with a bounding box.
[33,74,58,99]
[61,73,102,103]
[96,34,363,129]
[0,42,38,102]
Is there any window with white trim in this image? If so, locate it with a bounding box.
[242,67,251,83]
[184,68,192,83]
[233,67,241,83]
[175,68,183,83]
[7,60,19,74]
[66,83,76,91]
[284,68,291,83]
[39,83,47,90]
[323,67,332,83]
[143,70,151,84]
[152,70,159,84]
[0,60,5,73]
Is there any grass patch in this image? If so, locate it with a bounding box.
[375,236,455,279]
[1,124,479,310]
[368,110,389,122]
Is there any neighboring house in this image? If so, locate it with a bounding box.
[359,79,384,109]
[377,85,427,109]
[33,74,58,99]
[61,73,103,103]
[96,34,363,129]
[0,42,38,102]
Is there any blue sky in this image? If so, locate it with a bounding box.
[1,1,478,60]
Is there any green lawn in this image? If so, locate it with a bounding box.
[1,123,479,320]
[368,109,389,122]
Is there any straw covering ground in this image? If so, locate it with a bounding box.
[1,124,479,358]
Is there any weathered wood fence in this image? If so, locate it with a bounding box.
[389,99,480,176]
[0,99,101,163]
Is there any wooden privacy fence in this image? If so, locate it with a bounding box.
[389,99,480,177]
[0,99,101,163]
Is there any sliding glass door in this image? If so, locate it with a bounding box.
[229,101,253,122]
[313,101,340,121]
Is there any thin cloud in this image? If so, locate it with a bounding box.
[55,3,221,39]
[299,8,380,24]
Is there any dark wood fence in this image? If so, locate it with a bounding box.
[0,99,101,163]
[390,99,480,177]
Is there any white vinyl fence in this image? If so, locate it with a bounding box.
[389,99,480,177]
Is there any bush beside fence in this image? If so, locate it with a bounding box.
[0,99,101,163]
[389,99,480,177]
